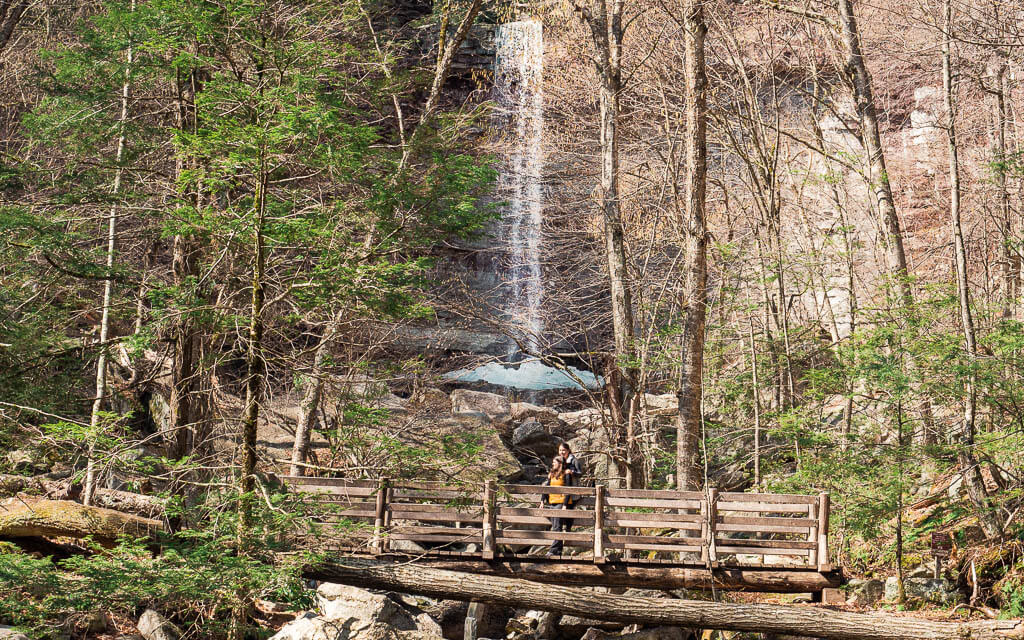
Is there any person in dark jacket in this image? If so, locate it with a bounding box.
[558,441,582,482]
[542,455,575,557]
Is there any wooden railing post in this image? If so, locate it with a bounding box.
[372,477,390,554]
[482,480,496,560]
[593,484,606,564]
[807,500,818,567]
[817,492,830,571]
[707,488,718,566]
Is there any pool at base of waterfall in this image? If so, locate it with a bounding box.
[444,359,601,390]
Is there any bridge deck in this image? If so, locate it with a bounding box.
[281,476,836,591]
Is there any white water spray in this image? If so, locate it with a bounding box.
[494,19,544,356]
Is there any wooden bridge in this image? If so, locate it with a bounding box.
[282,476,843,595]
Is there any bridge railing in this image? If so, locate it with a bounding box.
[281,476,830,571]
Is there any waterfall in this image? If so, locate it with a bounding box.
[494,20,544,357]
[444,20,600,391]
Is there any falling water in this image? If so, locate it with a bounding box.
[494,20,544,356]
[444,20,600,390]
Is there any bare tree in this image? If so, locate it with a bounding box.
[941,0,1002,540]
[673,0,708,490]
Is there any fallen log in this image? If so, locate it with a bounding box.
[305,557,1024,640]
[0,498,163,543]
[384,555,841,592]
[91,488,166,519]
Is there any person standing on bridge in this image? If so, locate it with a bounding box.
[558,442,582,482]
[543,455,576,557]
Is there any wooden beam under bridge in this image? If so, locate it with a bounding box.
[315,552,843,593]
[303,557,1024,640]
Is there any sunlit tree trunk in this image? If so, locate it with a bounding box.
[942,0,1002,540]
[675,0,708,491]
[987,58,1018,320]
[836,0,937,446]
[84,7,134,505]
[575,0,641,487]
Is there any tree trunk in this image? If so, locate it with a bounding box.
[305,558,1024,640]
[0,0,30,53]
[577,0,640,487]
[836,0,911,308]
[345,556,842,592]
[0,499,163,543]
[835,0,937,447]
[290,310,343,476]
[674,0,708,491]
[942,0,1002,540]
[988,59,1018,320]
[169,62,204,462]
[83,13,134,505]
[238,170,267,539]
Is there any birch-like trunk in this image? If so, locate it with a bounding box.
[942,0,1002,540]
[83,11,134,506]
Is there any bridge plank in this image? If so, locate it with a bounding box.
[715,545,811,556]
[497,507,596,520]
[605,511,701,523]
[608,534,703,546]
[719,492,817,504]
[391,526,483,536]
[712,539,816,549]
[605,489,704,500]
[391,490,483,501]
[391,533,482,543]
[717,522,811,534]
[496,530,592,542]
[613,543,702,552]
[717,515,815,527]
[717,502,809,513]
[606,497,701,509]
[502,484,597,496]
[389,513,484,524]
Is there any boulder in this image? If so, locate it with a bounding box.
[510,402,558,423]
[884,576,962,605]
[270,612,361,640]
[642,393,678,416]
[317,584,416,630]
[450,390,510,419]
[273,585,447,640]
[5,449,46,475]
[511,420,558,459]
[416,388,451,409]
[559,615,625,637]
[558,408,607,429]
[845,578,884,606]
[568,425,615,485]
[0,626,31,640]
[137,610,181,640]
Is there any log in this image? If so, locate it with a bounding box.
[316,555,841,592]
[92,489,166,519]
[304,557,1024,640]
[0,498,164,543]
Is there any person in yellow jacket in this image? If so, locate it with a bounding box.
[542,455,575,556]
